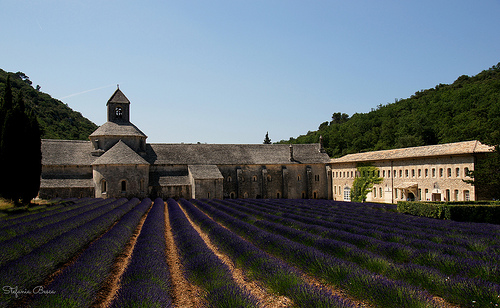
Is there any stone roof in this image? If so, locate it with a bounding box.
[107,88,130,105]
[40,178,93,188]
[89,121,147,138]
[92,140,150,165]
[331,140,493,163]
[146,143,329,165]
[188,165,224,180]
[42,139,95,166]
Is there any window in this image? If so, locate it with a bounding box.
[343,171,346,177]
[464,167,469,176]
[268,175,272,182]
[140,179,145,192]
[446,189,450,201]
[382,170,386,177]
[277,192,281,198]
[343,187,351,201]
[230,192,235,199]
[227,176,232,182]
[351,171,354,177]
[121,180,127,192]
[425,189,429,199]
[418,169,421,177]
[101,180,107,194]
[379,187,383,198]
[425,169,429,177]
[405,170,409,178]
[297,175,302,181]
[439,168,443,177]
[253,176,258,182]
[399,170,403,178]
[395,189,398,199]
[412,169,415,177]
[315,175,320,181]
[418,188,422,200]
[432,168,436,177]
[447,168,452,177]
[334,186,337,194]
[373,187,377,198]
[454,190,459,201]
[207,192,210,198]
[115,106,123,118]
[456,168,460,177]
[464,190,470,201]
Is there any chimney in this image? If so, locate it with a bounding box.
[319,135,325,153]
[289,144,294,162]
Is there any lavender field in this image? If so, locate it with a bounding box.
[0,197,499,307]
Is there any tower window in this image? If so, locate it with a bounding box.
[115,107,123,118]
[121,180,127,192]
[101,180,107,194]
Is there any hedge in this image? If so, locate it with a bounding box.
[397,201,500,224]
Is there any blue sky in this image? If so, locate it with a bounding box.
[2,1,499,143]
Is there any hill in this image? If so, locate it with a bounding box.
[279,62,500,157]
[0,69,98,140]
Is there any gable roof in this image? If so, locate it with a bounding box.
[331,140,493,163]
[89,121,147,138]
[188,165,224,179]
[146,143,330,165]
[107,88,130,105]
[92,140,149,165]
[42,139,95,165]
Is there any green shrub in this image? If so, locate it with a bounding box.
[397,201,500,224]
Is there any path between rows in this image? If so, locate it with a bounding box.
[92,204,152,308]
[164,201,205,307]
[177,201,292,307]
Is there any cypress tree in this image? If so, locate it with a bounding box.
[0,88,41,204]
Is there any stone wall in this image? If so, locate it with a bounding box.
[93,164,149,199]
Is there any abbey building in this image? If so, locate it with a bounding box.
[39,89,493,202]
[40,89,332,200]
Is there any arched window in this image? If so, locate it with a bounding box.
[121,180,127,193]
[267,175,272,182]
[277,192,281,198]
[101,180,107,194]
[343,186,351,201]
[227,176,232,182]
[230,192,235,199]
[252,176,257,182]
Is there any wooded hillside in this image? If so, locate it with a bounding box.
[280,63,500,157]
[0,69,98,140]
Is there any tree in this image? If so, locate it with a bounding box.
[0,84,42,205]
[464,144,500,200]
[351,164,382,202]
[263,131,271,144]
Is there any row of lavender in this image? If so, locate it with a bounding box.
[167,198,258,308]
[0,198,126,267]
[226,198,500,280]
[194,198,500,307]
[0,198,142,307]
[178,198,358,308]
[28,198,153,307]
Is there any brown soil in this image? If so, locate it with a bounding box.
[177,202,293,308]
[164,201,205,307]
[92,203,152,308]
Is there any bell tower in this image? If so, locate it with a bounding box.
[107,85,130,123]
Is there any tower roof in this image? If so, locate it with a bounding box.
[107,88,130,105]
[89,121,147,138]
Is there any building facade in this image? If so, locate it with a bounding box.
[39,89,332,200]
[330,141,493,203]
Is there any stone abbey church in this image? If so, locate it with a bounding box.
[40,89,332,200]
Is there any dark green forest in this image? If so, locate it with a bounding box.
[0,69,98,140]
[279,63,500,158]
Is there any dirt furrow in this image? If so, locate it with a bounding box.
[164,201,205,308]
[177,202,292,308]
[91,204,152,308]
